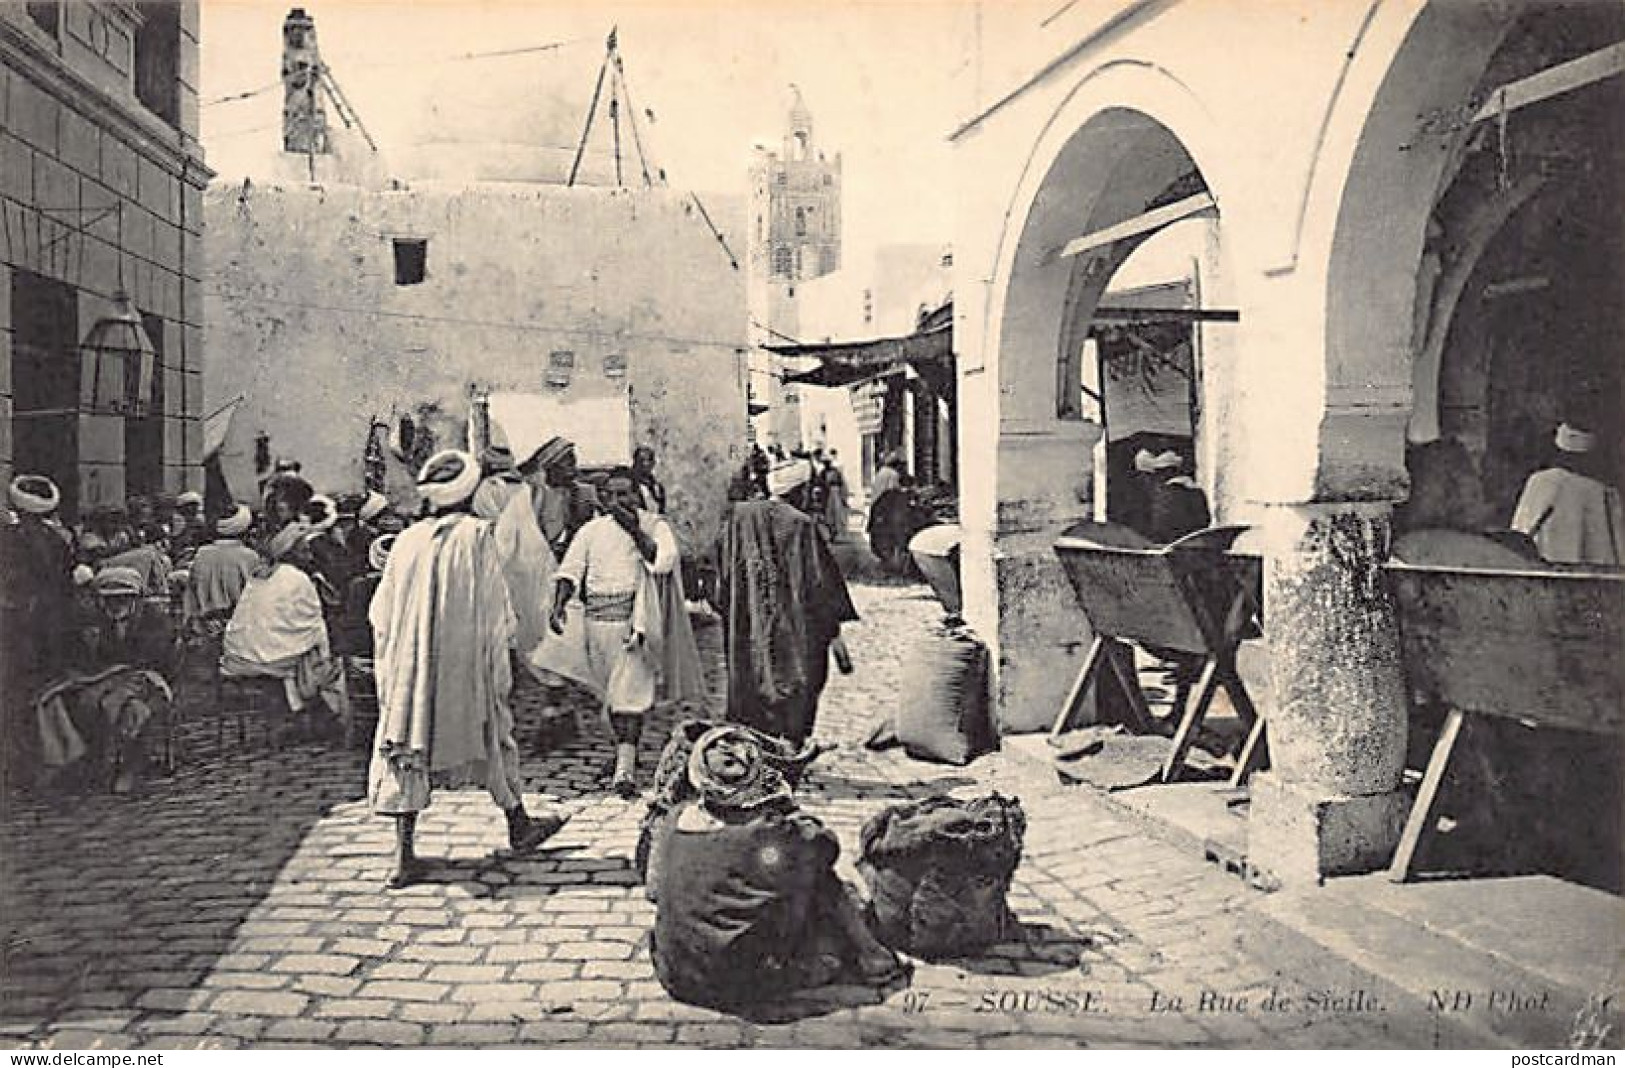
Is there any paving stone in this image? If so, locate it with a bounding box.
[312,998,396,1020]
[334,1020,426,1046]
[271,953,362,977]
[398,1002,469,1025]
[207,990,310,1018]
[262,1019,339,1042]
[448,982,537,1004]
[428,1023,522,1045]
[424,963,509,983]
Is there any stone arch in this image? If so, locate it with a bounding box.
[981,62,1241,534]
[1301,0,1524,500]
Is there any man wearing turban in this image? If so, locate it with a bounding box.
[473,444,557,666]
[1511,418,1624,567]
[518,437,597,558]
[2,475,76,783]
[221,520,351,742]
[649,725,904,1009]
[183,504,260,641]
[34,566,176,794]
[713,460,858,748]
[368,450,567,888]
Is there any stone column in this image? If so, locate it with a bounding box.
[1247,501,1410,885]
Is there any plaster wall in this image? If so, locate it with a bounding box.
[203,181,748,556]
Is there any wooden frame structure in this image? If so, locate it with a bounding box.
[1051,524,1265,786]
[1386,562,1625,882]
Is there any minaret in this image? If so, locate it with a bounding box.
[281,8,329,156]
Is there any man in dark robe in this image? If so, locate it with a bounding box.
[650,725,904,1010]
[713,459,857,747]
[2,476,76,790]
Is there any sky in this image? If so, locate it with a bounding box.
[199,1,967,265]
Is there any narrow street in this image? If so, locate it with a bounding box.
[0,572,1449,1050]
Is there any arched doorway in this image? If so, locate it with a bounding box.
[981,98,1238,732]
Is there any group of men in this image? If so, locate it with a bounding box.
[369,437,859,890]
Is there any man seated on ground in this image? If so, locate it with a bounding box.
[650,725,906,1011]
[36,567,176,793]
[221,521,349,739]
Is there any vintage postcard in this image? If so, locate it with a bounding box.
[0,0,1620,1053]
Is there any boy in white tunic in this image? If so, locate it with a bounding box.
[542,467,678,797]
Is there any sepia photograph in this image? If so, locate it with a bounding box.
[0,0,1621,1053]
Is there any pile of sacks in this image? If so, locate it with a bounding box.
[858,793,1026,959]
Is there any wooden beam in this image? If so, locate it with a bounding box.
[1092,306,1240,324]
[1471,41,1625,124]
[1056,192,1216,261]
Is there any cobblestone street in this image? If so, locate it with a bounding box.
[1,574,1447,1050]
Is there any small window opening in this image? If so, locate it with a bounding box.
[393,239,428,285]
[135,2,181,127]
[27,2,59,38]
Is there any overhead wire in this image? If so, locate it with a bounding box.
[202,36,593,107]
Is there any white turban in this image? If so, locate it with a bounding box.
[1134,449,1183,474]
[306,494,338,534]
[1555,422,1596,454]
[268,521,311,561]
[368,533,397,572]
[72,564,95,587]
[766,459,812,498]
[417,450,481,510]
[358,491,388,523]
[9,475,60,515]
[216,504,252,537]
[177,491,203,508]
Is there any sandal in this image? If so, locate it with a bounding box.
[611,773,640,800]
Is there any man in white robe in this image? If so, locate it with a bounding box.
[369,450,567,889]
[1511,421,1623,568]
[475,445,558,669]
[221,522,350,733]
[538,467,677,798]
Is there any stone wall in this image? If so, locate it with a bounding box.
[203,180,749,557]
[0,2,208,516]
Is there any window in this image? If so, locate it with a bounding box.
[772,246,791,277]
[125,312,164,496]
[393,239,428,285]
[26,2,59,38]
[794,207,807,237]
[11,271,80,518]
[134,2,181,127]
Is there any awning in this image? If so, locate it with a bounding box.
[768,322,953,388]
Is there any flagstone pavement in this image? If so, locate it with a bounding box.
[0,574,1452,1050]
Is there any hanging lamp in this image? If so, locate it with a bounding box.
[80,203,156,417]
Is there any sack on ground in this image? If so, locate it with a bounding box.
[857,793,1025,959]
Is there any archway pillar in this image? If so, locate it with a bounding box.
[1246,495,1410,885]
[987,416,1101,733]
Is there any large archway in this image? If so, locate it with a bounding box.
[975,87,1241,732]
